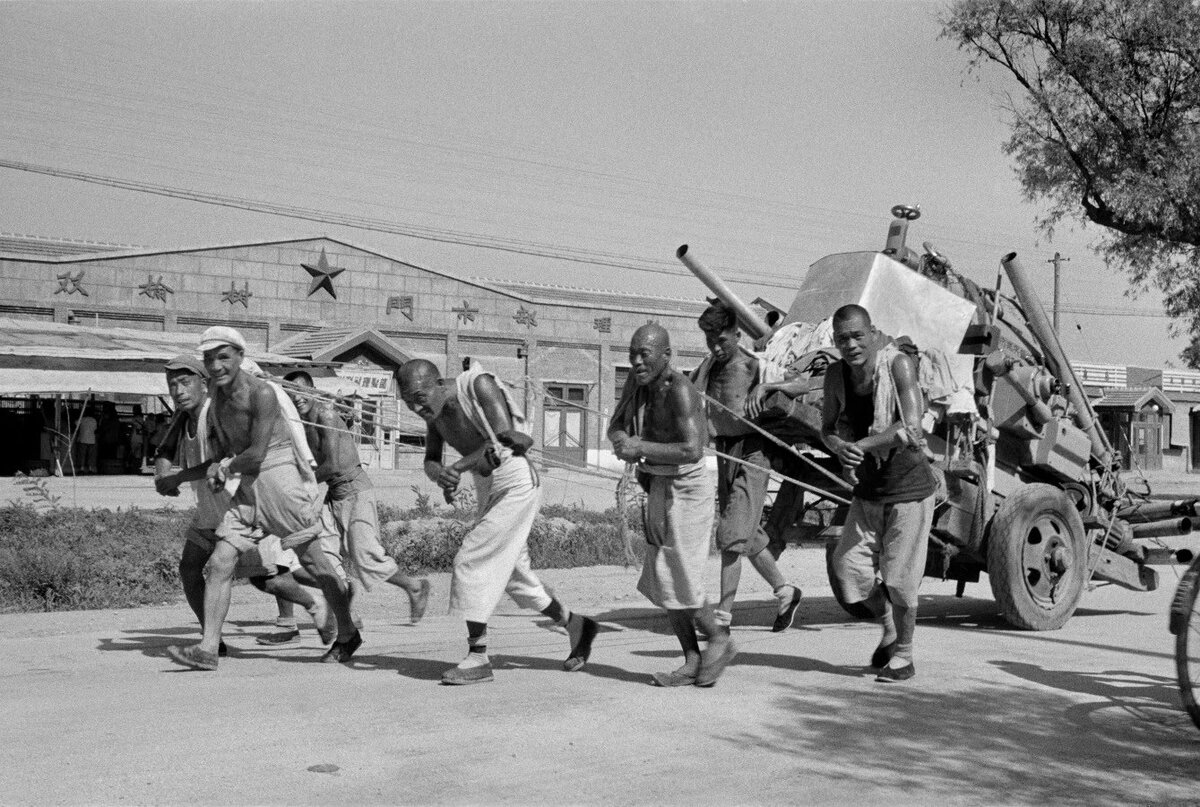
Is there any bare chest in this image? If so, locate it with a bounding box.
[434,399,486,456]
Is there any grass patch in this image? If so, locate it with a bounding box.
[0,504,191,613]
[0,500,644,613]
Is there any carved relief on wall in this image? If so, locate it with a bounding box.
[138,274,174,302]
[452,300,478,324]
[593,316,611,333]
[514,306,537,327]
[301,248,346,299]
[54,269,88,297]
[386,294,414,320]
[221,281,253,308]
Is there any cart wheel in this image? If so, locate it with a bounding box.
[824,536,875,620]
[986,483,1087,630]
[1171,556,1200,731]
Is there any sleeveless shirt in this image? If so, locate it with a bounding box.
[842,361,936,503]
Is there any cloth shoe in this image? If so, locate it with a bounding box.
[875,661,916,682]
[256,629,301,647]
[320,630,363,664]
[166,644,218,671]
[563,615,598,672]
[442,661,495,685]
[771,586,803,632]
[651,669,697,687]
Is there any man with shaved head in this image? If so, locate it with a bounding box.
[609,324,735,687]
[822,304,936,683]
[398,358,599,685]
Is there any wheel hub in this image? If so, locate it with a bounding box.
[1022,513,1076,606]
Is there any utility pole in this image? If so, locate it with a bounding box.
[1048,252,1070,334]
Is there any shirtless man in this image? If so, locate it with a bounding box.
[608,324,735,687]
[822,305,937,682]
[693,301,802,633]
[282,370,430,624]
[153,354,325,656]
[166,327,358,671]
[398,358,598,685]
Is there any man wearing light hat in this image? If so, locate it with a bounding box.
[154,353,331,657]
[166,326,358,671]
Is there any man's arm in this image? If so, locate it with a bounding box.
[422,423,456,488]
[614,378,706,465]
[607,372,637,449]
[855,353,925,455]
[152,412,188,496]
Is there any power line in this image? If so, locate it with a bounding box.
[0,157,809,291]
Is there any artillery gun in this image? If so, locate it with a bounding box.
[679,205,1195,630]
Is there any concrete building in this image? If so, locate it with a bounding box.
[0,234,714,472]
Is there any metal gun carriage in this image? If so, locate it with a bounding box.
[680,206,1196,630]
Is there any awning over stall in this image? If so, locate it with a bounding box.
[0,317,332,395]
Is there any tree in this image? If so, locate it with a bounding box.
[942,0,1200,366]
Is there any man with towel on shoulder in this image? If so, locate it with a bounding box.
[397,358,599,685]
[165,326,358,671]
[822,304,937,683]
[609,324,736,688]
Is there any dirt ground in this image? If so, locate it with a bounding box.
[2,546,1198,806]
[7,465,1200,514]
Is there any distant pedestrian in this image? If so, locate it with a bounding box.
[76,405,98,474]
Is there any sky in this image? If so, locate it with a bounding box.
[0,0,1187,368]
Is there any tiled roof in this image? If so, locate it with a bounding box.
[0,233,143,259]
[1092,387,1174,412]
[273,329,359,358]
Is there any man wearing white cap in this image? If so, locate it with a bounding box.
[166,326,358,671]
[153,353,332,656]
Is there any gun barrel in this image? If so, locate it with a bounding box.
[1130,517,1193,539]
[1117,499,1200,523]
[676,245,772,340]
[1001,252,1113,466]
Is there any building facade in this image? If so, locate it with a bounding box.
[0,235,715,469]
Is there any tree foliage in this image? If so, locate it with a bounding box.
[942,0,1200,364]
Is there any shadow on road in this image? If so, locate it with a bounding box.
[735,662,1199,805]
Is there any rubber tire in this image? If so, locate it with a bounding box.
[824,536,875,620]
[1172,556,1200,731]
[986,483,1086,631]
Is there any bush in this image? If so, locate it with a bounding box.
[0,497,647,613]
[0,504,191,613]
[377,501,645,573]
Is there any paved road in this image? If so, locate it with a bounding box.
[2,547,1197,806]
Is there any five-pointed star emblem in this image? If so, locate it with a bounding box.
[301,248,346,299]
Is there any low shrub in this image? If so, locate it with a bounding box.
[0,504,191,613]
[0,497,646,613]
[378,501,644,573]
